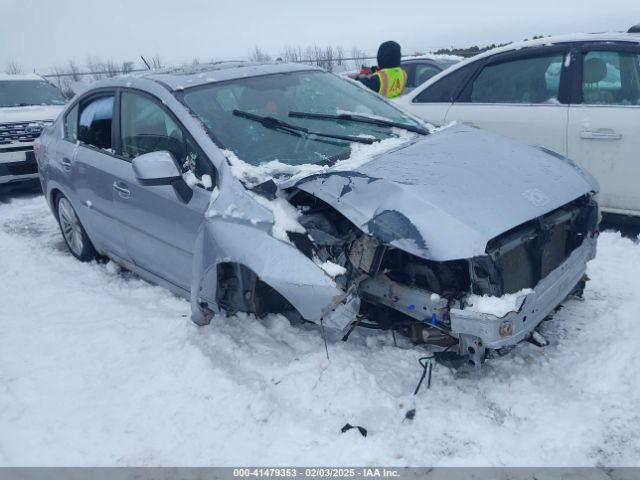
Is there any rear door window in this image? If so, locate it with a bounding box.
[469,53,564,104]
[78,95,114,150]
[581,50,640,105]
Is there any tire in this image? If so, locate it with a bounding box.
[55,194,98,262]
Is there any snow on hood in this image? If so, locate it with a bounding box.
[286,124,598,261]
[0,104,65,123]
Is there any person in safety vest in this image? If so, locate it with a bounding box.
[355,41,407,98]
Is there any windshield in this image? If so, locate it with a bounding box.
[0,80,66,108]
[181,70,422,167]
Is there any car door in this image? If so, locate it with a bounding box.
[567,43,640,216]
[445,47,570,156]
[71,92,131,261]
[111,89,215,292]
[402,61,480,125]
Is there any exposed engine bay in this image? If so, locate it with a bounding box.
[283,189,599,367]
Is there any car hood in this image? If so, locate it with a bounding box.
[285,124,598,261]
[0,105,64,123]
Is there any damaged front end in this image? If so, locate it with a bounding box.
[286,188,599,368]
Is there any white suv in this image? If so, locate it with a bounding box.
[0,74,65,187]
[398,30,640,218]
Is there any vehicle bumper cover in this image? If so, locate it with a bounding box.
[0,149,38,185]
[450,235,597,349]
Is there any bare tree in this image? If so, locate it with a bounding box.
[324,46,336,72]
[5,60,22,74]
[150,55,162,69]
[248,46,272,63]
[280,45,304,63]
[67,60,81,81]
[335,45,345,67]
[121,61,134,75]
[49,59,83,98]
[350,47,368,69]
[103,59,120,77]
[86,57,106,80]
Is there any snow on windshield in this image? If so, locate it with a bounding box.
[212,129,416,247]
[222,128,417,187]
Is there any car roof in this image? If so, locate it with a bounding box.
[0,73,46,81]
[471,32,640,60]
[141,61,320,91]
[443,32,640,70]
[402,55,461,66]
[403,31,640,100]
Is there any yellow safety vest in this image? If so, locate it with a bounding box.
[375,67,407,98]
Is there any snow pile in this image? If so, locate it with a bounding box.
[246,191,306,242]
[465,288,533,317]
[318,260,347,278]
[1,195,640,466]
[224,149,327,187]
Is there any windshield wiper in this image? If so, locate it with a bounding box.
[232,109,375,145]
[289,111,429,135]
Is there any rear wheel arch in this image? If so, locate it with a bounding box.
[50,188,63,212]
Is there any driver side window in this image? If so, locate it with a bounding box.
[120,91,214,186]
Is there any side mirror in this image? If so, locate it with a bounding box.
[132,151,193,203]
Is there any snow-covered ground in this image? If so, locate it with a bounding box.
[1,191,639,466]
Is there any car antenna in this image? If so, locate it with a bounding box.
[320,318,330,361]
[140,55,151,70]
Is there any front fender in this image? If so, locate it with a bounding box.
[190,217,359,329]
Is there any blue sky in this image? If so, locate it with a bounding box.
[1,0,637,72]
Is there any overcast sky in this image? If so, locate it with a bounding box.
[1,0,637,73]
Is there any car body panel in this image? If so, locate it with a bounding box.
[285,124,597,261]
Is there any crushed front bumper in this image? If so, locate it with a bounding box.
[450,235,597,349]
[359,234,596,361]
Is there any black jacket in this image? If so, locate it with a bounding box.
[356,41,402,93]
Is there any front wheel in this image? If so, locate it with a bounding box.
[56,195,97,262]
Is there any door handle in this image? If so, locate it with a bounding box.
[112,182,131,199]
[61,157,72,171]
[580,129,622,141]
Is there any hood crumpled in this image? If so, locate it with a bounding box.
[287,124,598,261]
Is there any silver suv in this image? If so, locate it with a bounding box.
[37,62,599,367]
[0,74,65,187]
